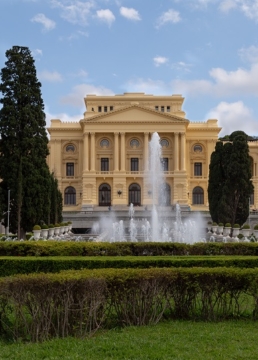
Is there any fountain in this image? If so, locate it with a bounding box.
[91,132,206,243]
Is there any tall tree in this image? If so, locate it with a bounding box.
[208,131,253,226]
[0,46,53,237]
[49,172,63,225]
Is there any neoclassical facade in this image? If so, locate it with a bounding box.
[47,92,258,213]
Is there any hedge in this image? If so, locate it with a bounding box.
[1,267,258,342]
[2,256,258,277]
[1,241,258,257]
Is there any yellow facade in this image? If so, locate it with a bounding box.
[47,92,258,214]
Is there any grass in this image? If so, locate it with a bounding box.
[1,320,258,360]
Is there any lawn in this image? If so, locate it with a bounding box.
[1,320,258,360]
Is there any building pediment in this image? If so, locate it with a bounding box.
[80,104,189,125]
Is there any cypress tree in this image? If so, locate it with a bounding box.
[0,46,53,237]
[208,131,253,226]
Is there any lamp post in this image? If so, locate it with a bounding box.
[6,189,10,236]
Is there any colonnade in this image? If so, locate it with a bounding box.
[82,131,186,173]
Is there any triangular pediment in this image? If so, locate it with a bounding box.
[81,104,189,125]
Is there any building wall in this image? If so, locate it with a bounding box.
[47,93,258,212]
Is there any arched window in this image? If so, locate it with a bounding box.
[64,186,76,205]
[159,183,171,206]
[66,144,75,152]
[99,183,111,206]
[192,187,204,205]
[129,183,141,206]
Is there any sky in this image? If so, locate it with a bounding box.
[0,0,258,137]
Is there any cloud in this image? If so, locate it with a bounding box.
[153,56,168,67]
[60,84,115,107]
[38,70,63,82]
[207,101,257,136]
[120,7,141,21]
[171,63,258,97]
[45,108,81,129]
[31,49,43,60]
[31,13,56,31]
[219,0,237,12]
[123,78,169,94]
[238,45,258,64]
[96,9,115,26]
[171,61,193,72]
[156,9,181,28]
[50,0,94,25]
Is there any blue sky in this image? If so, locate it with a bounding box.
[1,0,258,136]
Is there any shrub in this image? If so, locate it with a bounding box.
[33,225,41,230]
[242,224,250,229]
[254,224,258,230]
[233,224,240,228]
[218,223,223,226]
[41,224,49,230]
[49,224,54,228]
[212,222,217,226]
[54,223,60,227]
[225,223,231,227]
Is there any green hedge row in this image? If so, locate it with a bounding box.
[1,241,258,257]
[2,256,258,277]
[1,267,258,342]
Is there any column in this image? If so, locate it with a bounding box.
[120,132,125,171]
[90,132,95,171]
[180,132,186,171]
[144,132,149,171]
[83,132,89,173]
[114,132,119,171]
[174,132,179,171]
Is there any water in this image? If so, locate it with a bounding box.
[92,132,205,243]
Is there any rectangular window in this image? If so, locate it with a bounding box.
[194,162,202,176]
[131,158,139,171]
[101,158,109,171]
[98,106,102,112]
[155,106,159,111]
[66,163,74,176]
[110,106,113,111]
[161,106,164,112]
[104,106,108,112]
[161,158,168,171]
[167,106,170,112]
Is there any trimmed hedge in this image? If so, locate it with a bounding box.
[2,256,258,277]
[1,267,258,341]
[2,241,258,257]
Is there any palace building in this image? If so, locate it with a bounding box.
[47,92,258,222]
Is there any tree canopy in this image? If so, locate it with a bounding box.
[208,131,253,226]
[0,46,62,237]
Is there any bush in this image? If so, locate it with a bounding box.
[242,224,250,229]
[225,223,231,227]
[33,225,41,230]
[212,222,217,226]
[218,223,223,226]
[41,224,49,230]
[233,224,240,228]
[254,224,258,230]
[54,223,60,227]
[49,224,54,228]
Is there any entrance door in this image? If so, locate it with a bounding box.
[99,183,111,206]
[129,183,141,206]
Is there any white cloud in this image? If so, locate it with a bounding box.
[32,48,42,59]
[238,45,258,64]
[38,70,63,82]
[171,63,258,97]
[171,61,193,72]
[31,13,56,31]
[50,0,94,25]
[207,101,257,136]
[123,78,169,94]
[96,9,115,26]
[60,84,115,107]
[153,56,168,67]
[120,7,141,21]
[156,9,181,28]
[219,0,237,12]
[45,108,81,129]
